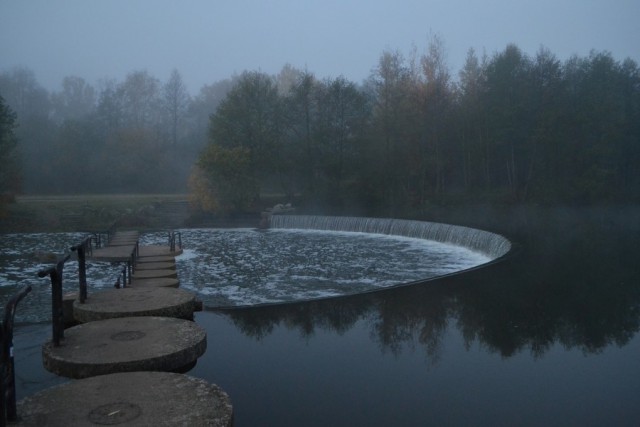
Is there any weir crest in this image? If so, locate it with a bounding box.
[269,215,511,260]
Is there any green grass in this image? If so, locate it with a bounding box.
[1,194,189,233]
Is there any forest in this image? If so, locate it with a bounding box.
[1,41,639,217]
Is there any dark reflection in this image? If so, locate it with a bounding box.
[216,206,640,360]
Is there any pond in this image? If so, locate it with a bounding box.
[3,205,640,426]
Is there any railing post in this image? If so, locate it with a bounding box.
[38,255,70,347]
[0,286,32,425]
[71,237,90,304]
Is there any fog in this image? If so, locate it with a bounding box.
[1,0,639,93]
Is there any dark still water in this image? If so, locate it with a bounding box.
[7,205,640,426]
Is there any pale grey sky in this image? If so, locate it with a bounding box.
[1,0,639,93]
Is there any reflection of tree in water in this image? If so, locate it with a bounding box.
[218,207,640,361]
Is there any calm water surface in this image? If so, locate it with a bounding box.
[5,206,640,426]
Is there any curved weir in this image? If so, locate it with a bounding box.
[270,215,511,260]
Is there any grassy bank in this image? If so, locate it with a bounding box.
[0,194,189,233]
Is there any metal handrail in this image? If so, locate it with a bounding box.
[168,231,182,252]
[0,286,32,425]
[38,254,71,347]
[70,235,92,303]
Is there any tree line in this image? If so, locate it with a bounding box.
[0,67,236,195]
[196,42,640,215]
[1,40,639,216]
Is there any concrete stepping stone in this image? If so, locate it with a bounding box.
[73,287,197,322]
[137,255,176,263]
[17,371,233,426]
[42,316,206,379]
[107,239,138,246]
[135,261,176,270]
[132,269,178,279]
[18,371,232,426]
[139,244,183,257]
[130,277,180,288]
[90,245,136,262]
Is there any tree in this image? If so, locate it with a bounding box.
[0,67,55,193]
[456,47,489,191]
[208,71,282,181]
[313,76,369,205]
[483,44,534,199]
[419,34,454,199]
[280,70,318,199]
[120,70,161,131]
[366,50,416,212]
[0,96,20,198]
[51,76,96,124]
[195,144,257,214]
[163,69,190,145]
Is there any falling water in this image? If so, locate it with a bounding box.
[270,215,511,259]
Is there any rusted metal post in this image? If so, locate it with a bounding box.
[0,285,32,425]
[38,254,70,347]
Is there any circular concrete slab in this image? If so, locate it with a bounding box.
[73,287,196,322]
[138,245,183,257]
[18,371,233,426]
[132,269,178,279]
[130,277,180,288]
[135,261,176,270]
[42,316,207,379]
[18,371,232,426]
[137,255,176,263]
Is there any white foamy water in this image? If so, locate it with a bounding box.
[0,233,130,323]
[1,227,491,320]
[141,228,490,308]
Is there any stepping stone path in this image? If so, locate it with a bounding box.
[16,230,234,425]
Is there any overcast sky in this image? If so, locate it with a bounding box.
[1,0,639,94]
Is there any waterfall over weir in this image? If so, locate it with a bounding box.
[270,215,512,260]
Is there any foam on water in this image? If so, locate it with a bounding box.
[141,227,492,308]
[1,219,505,319]
[0,233,125,323]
